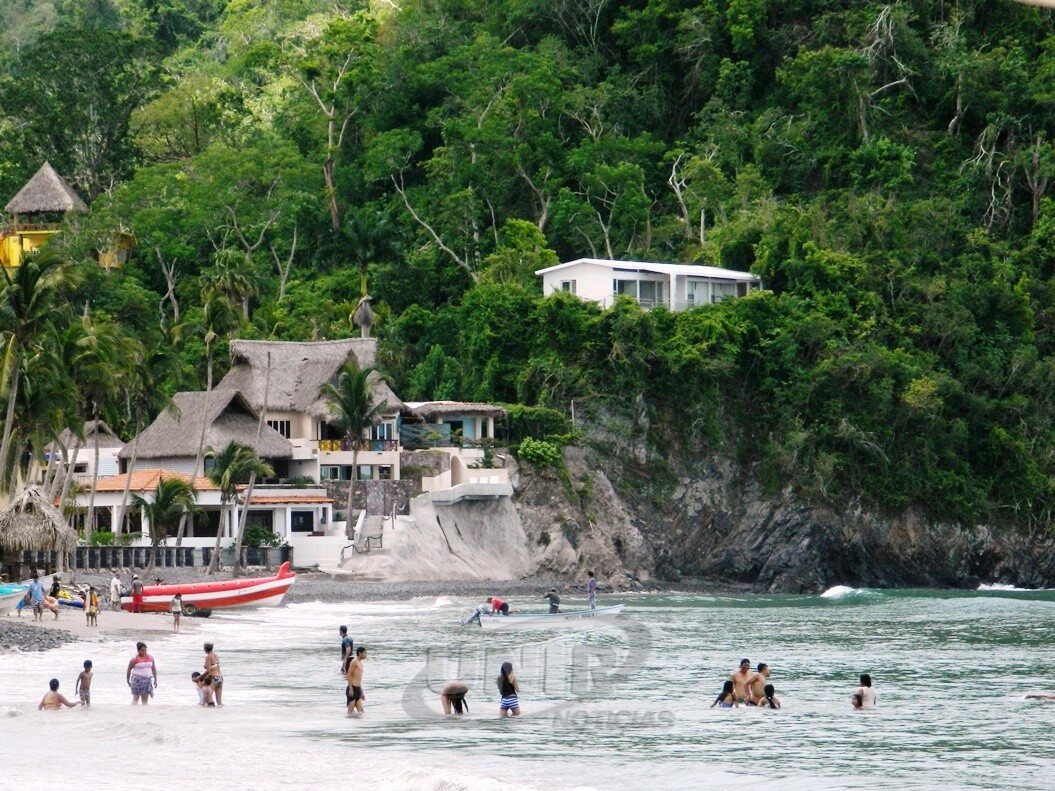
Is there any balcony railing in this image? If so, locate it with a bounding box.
[318,438,398,453]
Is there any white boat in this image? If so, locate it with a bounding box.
[470,604,624,630]
[0,584,27,613]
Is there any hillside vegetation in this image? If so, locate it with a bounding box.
[1,0,1055,529]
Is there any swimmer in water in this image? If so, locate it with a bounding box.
[756,683,780,709]
[710,680,738,708]
[851,693,864,711]
[39,678,79,710]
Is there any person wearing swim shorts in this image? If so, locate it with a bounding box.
[127,641,157,704]
[498,661,520,716]
[346,646,367,716]
[204,643,224,706]
[586,572,597,610]
[76,660,93,706]
[27,574,45,621]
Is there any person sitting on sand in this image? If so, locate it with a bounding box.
[39,678,79,710]
[756,683,780,709]
[441,681,470,716]
[710,680,738,709]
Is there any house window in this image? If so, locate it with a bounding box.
[712,282,738,302]
[73,462,89,474]
[638,280,663,307]
[290,511,314,533]
[560,280,576,294]
[267,419,291,438]
[357,465,372,481]
[318,422,344,440]
[378,465,393,480]
[614,278,636,298]
[320,465,344,480]
[371,423,392,441]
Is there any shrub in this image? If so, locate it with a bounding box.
[243,525,281,547]
[517,436,563,467]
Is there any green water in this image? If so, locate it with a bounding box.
[4,587,1054,790]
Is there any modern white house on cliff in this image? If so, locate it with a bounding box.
[536,258,762,310]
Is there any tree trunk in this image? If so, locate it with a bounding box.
[176,387,212,550]
[232,352,270,577]
[85,414,102,538]
[347,446,358,537]
[0,363,21,494]
[57,434,83,516]
[117,413,142,538]
[207,496,228,574]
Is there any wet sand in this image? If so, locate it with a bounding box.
[1,605,197,650]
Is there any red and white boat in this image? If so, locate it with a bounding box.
[122,562,296,615]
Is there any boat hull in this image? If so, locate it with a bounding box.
[0,585,27,612]
[121,562,295,613]
[477,604,624,630]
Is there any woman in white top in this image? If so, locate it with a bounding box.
[856,673,877,709]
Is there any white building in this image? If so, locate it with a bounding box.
[536,258,762,310]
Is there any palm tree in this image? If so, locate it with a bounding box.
[131,475,197,574]
[0,251,75,492]
[204,441,274,574]
[318,360,388,532]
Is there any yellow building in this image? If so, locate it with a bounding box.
[0,162,132,268]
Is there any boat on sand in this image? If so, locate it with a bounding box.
[121,562,296,615]
[467,604,624,630]
[0,583,27,613]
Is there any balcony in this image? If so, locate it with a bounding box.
[319,438,399,453]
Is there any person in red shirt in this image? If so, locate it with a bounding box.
[489,597,509,615]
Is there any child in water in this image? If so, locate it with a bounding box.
[851,693,864,711]
[192,671,216,706]
[76,660,93,706]
[711,680,738,708]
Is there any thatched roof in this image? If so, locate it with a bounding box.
[50,420,125,452]
[5,162,88,215]
[405,401,507,419]
[0,486,77,553]
[118,390,293,461]
[219,339,405,419]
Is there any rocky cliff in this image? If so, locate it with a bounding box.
[511,406,1055,593]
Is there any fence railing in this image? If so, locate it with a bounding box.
[19,546,292,572]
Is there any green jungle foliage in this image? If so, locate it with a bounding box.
[1,0,1055,527]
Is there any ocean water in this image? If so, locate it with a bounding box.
[2,588,1055,790]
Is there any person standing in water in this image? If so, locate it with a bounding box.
[744,663,770,704]
[127,642,157,704]
[730,659,753,703]
[856,673,876,709]
[339,625,354,673]
[204,643,224,706]
[586,572,597,610]
[440,680,470,716]
[498,661,521,716]
[543,589,561,613]
[39,679,79,710]
[170,594,182,632]
[75,660,93,706]
[346,646,367,716]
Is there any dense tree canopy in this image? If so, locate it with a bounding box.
[2,0,1055,525]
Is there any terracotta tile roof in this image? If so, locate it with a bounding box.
[248,495,333,505]
[91,470,219,493]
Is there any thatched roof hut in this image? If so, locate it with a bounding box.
[5,162,88,216]
[118,389,293,462]
[0,486,77,554]
[405,401,507,420]
[219,338,405,418]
